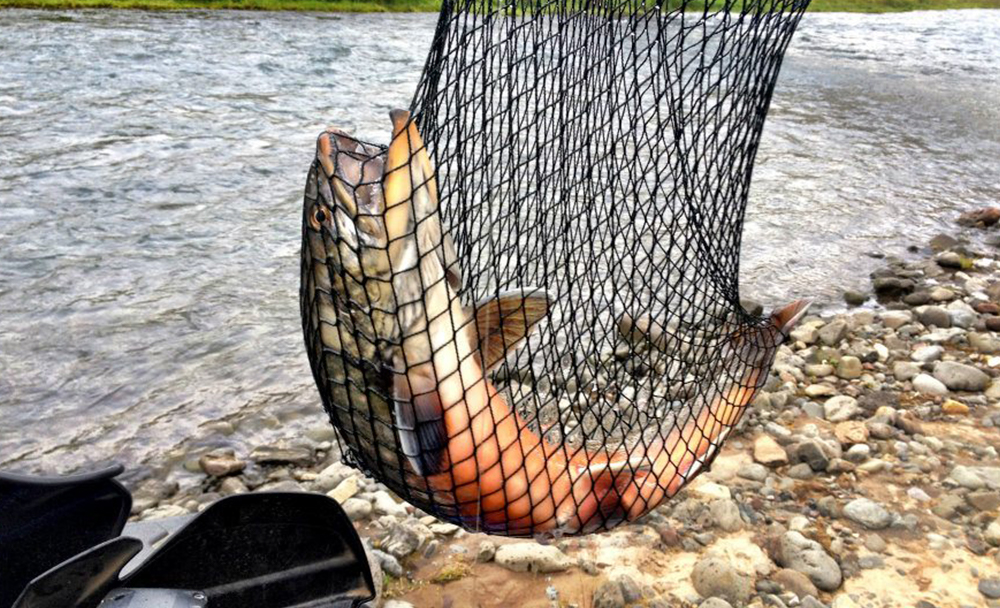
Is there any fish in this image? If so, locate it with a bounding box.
[300,109,811,536]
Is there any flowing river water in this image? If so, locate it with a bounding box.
[1,9,998,477]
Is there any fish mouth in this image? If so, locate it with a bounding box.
[312,128,388,247]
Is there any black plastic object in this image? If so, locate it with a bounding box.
[0,464,132,608]
[121,493,375,608]
[11,537,142,608]
[97,589,208,608]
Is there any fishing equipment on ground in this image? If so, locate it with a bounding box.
[301,0,812,537]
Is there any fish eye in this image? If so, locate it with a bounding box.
[310,206,328,230]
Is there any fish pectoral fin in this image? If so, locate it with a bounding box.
[393,370,449,476]
[474,288,553,372]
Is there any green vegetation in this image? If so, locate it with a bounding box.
[1,0,997,14]
[0,0,438,10]
[429,560,472,584]
[806,0,1000,10]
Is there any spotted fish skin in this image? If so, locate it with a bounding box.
[300,127,409,491]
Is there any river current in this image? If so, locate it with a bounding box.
[1,9,998,474]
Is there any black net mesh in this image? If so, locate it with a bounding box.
[301,0,811,537]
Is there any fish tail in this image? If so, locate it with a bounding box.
[565,298,813,527]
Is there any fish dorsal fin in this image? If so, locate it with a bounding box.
[474,288,552,372]
[396,112,463,291]
[383,110,417,247]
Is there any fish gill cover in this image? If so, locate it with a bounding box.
[301,0,812,537]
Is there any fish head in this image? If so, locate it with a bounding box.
[304,128,392,284]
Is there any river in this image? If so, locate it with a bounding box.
[1,8,998,476]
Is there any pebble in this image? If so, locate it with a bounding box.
[970,332,1000,354]
[949,465,986,490]
[250,444,314,467]
[835,356,863,380]
[805,383,837,397]
[907,487,932,502]
[738,463,770,482]
[341,497,373,521]
[494,543,573,573]
[371,491,409,517]
[381,520,431,559]
[967,490,1000,511]
[476,540,497,562]
[690,481,732,501]
[918,306,951,328]
[941,399,970,415]
[843,498,892,529]
[792,325,819,345]
[313,462,350,492]
[130,478,179,514]
[710,498,744,532]
[254,479,304,493]
[911,345,944,363]
[788,437,839,472]
[198,449,246,477]
[818,320,848,346]
[985,521,1000,547]
[979,579,1000,600]
[843,290,868,306]
[141,504,189,520]
[371,549,404,577]
[845,444,871,463]
[912,373,948,396]
[930,286,956,301]
[699,599,734,608]
[931,495,965,520]
[690,555,753,606]
[834,421,869,445]
[823,396,860,422]
[893,361,921,381]
[933,361,991,391]
[592,579,625,608]
[864,534,887,553]
[219,477,249,495]
[772,568,819,600]
[327,475,359,503]
[880,310,913,329]
[777,531,842,591]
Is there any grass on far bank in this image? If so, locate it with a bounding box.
[1,0,998,15]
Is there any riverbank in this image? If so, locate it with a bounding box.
[1,0,998,12]
[128,205,1000,607]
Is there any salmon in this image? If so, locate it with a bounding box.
[300,110,810,536]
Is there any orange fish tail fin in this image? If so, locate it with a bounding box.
[563,448,655,533]
[771,298,812,337]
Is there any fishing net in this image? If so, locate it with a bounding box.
[301,0,811,537]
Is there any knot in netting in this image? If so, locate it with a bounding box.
[301,0,811,537]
